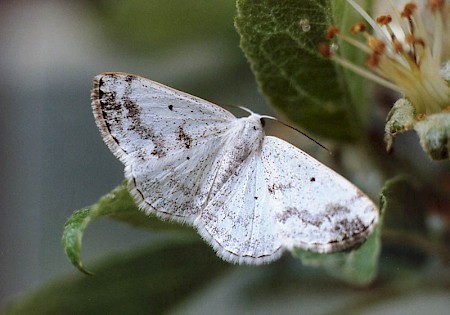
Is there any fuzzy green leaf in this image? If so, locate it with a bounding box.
[63,182,193,274]
[7,240,231,315]
[63,207,96,275]
[235,0,373,140]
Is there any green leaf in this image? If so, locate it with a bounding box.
[235,0,373,140]
[6,240,231,315]
[63,207,96,275]
[292,224,382,286]
[63,182,193,274]
[379,175,426,234]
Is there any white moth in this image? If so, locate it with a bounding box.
[91,72,379,265]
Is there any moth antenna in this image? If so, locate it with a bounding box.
[221,104,255,115]
[236,106,255,115]
[260,115,331,154]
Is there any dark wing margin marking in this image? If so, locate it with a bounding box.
[91,73,130,163]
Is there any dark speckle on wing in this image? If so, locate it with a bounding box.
[100,74,167,158]
[177,126,192,149]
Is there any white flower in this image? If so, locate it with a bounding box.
[321,0,450,159]
[322,0,450,116]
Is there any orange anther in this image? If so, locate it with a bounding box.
[401,3,417,18]
[350,23,366,33]
[319,43,332,58]
[367,53,381,68]
[376,15,392,25]
[326,26,340,39]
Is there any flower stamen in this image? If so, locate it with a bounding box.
[321,0,450,116]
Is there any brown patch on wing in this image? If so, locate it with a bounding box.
[177,126,192,149]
